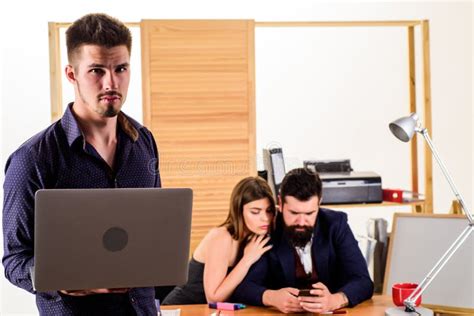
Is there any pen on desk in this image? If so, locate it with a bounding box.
[321,310,347,314]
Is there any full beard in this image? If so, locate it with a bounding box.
[283,223,313,248]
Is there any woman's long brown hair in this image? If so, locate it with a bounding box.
[220,176,276,261]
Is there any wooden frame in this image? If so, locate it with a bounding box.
[254,20,433,213]
[48,19,434,213]
[255,20,422,27]
[383,213,473,315]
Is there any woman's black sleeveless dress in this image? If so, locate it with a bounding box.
[162,257,233,305]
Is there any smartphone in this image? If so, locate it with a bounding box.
[298,289,317,297]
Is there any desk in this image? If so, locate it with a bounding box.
[162,295,393,315]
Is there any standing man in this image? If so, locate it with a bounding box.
[233,168,373,314]
[3,14,160,315]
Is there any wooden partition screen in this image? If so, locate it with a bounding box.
[140,20,256,253]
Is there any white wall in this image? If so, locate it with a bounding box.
[472,1,474,217]
[0,1,472,314]
[0,20,4,313]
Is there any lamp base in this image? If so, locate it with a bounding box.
[385,307,433,316]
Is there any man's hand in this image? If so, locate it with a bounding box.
[297,282,345,313]
[262,288,305,314]
[59,288,130,296]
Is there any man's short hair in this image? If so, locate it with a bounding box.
[280,168,322,204]
[66,13,132,63]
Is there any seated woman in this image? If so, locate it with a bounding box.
[162,176,276,304]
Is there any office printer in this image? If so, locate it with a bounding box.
[304,160,382,205]
[319,171,382,204]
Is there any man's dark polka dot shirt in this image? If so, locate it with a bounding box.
[2,103,161,315]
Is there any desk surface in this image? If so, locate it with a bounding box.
[162,295,393,315]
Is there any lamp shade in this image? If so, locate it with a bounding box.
[389,113,419,142]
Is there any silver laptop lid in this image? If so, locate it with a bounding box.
[34,188,192,292]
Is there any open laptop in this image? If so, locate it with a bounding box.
[33,188,192,292]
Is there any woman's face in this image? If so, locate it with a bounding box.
[242,198,274,235]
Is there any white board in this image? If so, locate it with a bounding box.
[384,214,474,311]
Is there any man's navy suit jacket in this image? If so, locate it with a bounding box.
[232,208,374,307]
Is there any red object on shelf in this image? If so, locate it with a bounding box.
[383,189,404,203]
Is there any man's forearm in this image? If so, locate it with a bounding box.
[332,292,349,309]
[3,253,35,293]
[262,289,276,307]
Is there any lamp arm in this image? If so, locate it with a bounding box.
[404,225,474,310]
[403,127,474,312]
[418,128,473,223]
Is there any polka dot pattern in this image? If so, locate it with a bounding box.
[3,104,160,315]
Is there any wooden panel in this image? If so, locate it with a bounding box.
[141,20,256,255]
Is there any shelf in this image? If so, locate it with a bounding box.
[322,200,425,209]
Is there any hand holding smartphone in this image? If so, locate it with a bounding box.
[298,289,317,297]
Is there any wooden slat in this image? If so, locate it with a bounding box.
[141,20,255,254]
[421,20,434,213]
[48,22,62,122]
[407,26,421,213]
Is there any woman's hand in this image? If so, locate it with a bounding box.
[242,234,272,266]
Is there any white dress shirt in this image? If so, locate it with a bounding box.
[295,237,313,275]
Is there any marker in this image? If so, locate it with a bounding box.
[321,310,347,314]
[208,302,246,310]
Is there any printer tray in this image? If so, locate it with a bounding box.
[320,172,382,205]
